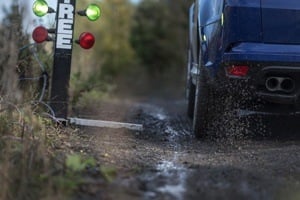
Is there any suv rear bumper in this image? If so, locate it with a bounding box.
[219,43,300,111]
[223,42,300,63]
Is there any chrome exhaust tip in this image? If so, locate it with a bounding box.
[265,77,295,93]
[280,77,295,93]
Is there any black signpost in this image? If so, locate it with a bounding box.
[32,0,100,121]
[50,0,76,120]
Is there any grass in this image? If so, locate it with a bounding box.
[0,15,107,200]
[0,94,106,200]
[0,104,57,199]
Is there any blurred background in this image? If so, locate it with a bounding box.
[0,0,193,110]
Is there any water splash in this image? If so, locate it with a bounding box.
[155,160,188,200]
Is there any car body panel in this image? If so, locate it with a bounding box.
[223,0,262,50]
[261,0,300,44]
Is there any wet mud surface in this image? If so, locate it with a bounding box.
[74,98,300,200]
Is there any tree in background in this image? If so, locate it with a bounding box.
[0,1,29,100]
[71,0,137,106]
[96,0,137,80]
[130,0,192,78]
[73,0,136,81]
[71,0,193,101]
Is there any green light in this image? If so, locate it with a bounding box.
[32,0,49,17]
[86,4,101,21]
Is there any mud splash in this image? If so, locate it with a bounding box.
[140,160,188,200]
[135,104,191,200]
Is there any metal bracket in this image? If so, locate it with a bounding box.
[69,117,144,131]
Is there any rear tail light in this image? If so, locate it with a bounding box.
[226,65,249,77]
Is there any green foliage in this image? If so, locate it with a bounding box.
[131,0,172,75]
[58,154,97,192]
[71,0,137,103]
[73,0,136,78]
[65,154,96,172]
[71,0,192,99]
[66,154,87,172]
[100,166,117,183]
[0,107,57,200]
[75,90,108,110]
[70,71,114,107]
[95,0,137,78]
[130,0,191,77]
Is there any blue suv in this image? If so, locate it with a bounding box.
[187,0,300,138]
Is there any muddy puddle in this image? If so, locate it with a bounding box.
[77,99,300,200]
[133,101,299,200]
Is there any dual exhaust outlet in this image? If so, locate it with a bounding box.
[265,77,295,93]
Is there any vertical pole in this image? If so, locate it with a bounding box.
[50,0,76,120]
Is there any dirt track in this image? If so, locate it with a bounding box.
[73,98,300,200]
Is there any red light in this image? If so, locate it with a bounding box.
[78,32,95,49]
[227,65,249,77]
[32,26,48,43]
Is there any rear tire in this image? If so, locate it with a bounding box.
[187,80,196,119]
[186,46,196,119]
[192,70,211,138]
